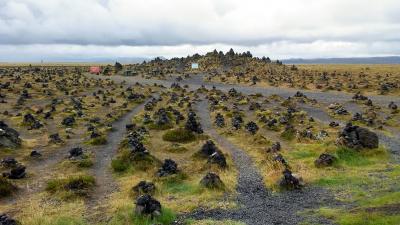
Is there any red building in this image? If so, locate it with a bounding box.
[89,66,101,74]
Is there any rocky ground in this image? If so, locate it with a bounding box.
[0,65,399,225]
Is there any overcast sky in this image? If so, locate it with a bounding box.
[1,0,400,61]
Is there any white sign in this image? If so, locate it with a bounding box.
[191,63,199,69]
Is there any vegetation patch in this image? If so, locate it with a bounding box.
[109,206,176,225]
[46,175,95,199]
[162,128,196,143]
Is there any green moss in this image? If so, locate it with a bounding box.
[147,122,174,130]
[280,129,296,141]
[77,158,94,168]
[162,128,196,143]
[86,136,107,145]
[46,175,95,199]
[335,147,371,167]
[111,158,130,172]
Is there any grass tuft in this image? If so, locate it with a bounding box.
[162,128,196,143]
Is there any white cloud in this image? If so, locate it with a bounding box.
[0,0,400,60]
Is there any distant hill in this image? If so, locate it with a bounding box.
[282,56,400,64]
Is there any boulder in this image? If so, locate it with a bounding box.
[338,123,379,149]
[0,121,22,149]
[135,194,161,217]
[200,172,224,189]
[132,181,156,195]
[157,159,178,177]
[314,153,336,167]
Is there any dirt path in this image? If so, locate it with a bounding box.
[84,97,152,222]
[188,99,335,225]
[0,99,150,217]
[85,73,400,108]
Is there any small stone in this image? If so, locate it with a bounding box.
[30,150,42,158]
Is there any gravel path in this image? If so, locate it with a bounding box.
[85,73,400,108]
[85,97,152,222]
[188,99,336,225]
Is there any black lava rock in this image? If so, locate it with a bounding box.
[207,151,227,168]
[338,123,379,149]
[185,111,203,134]
[0,214,18,225]
[49,133,63,144]
[132,181,156,195]
[279,169,302,190]
[245,121,259,135]
[61,116,75,127]
[69,147,83,158]
[200,172,224,189]
[3,164,26,179]
[214,113,225,127]
[135,194,162,217]
[314,153,337,168]
[0,121,22,149]
[157,159,178,177]
[199,140,218,157]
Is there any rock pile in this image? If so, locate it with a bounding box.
[0,121,21,149]
[200,172,224,189]
[132,181,156,195]
[245,121,259,135]
[337,123,379,149]
[157,159,178,177]
[185,111,203,134]
[135,194,162,217]
[214,113,225,127]
[231,114,243,130]
[278,169,303,190]
[314,153,336,167]
[3,164,26,179]
[23,113,43,129]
